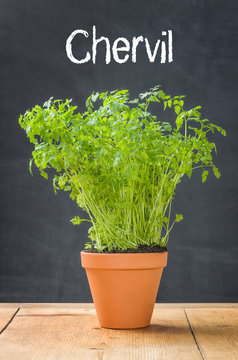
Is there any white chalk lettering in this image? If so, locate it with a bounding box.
[112,37,130,64]
[65,29,91,64]
[92,25,111,64]
[168,30,173,62]
[145,38,161,63]
[66,26,174,65]
[132,36,144,63]
[160,31,167,63]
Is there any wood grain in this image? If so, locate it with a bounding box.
[186,308,238,360]
[0,307,202,360]
[1,305,238,359]
[0,308,18,332]
[1,303,238,309]
[18,305,96,316]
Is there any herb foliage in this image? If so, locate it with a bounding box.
[19,86,226,251]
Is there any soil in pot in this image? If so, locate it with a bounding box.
[83,244,167,254]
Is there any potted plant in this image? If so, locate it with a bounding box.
[19,85,225,329]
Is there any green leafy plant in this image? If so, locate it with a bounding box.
[19,86,226,252]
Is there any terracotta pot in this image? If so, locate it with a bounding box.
[81,251,168,329]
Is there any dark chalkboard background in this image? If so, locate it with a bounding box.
[0,0,237,302]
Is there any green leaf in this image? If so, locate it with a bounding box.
[185,167,192,178]
[202,170,209,183]
[43,97,53,108]
[91,92,99,102]
[85,242,92,249]
[158,90,166,99]
[162,122,172,132]
[40,171,48,179]
[213,166,221,179]
[70,216,91,225]
[174,105,181,115]
[176,214,183,222]
[176,115,183,129]
[129,98,139,104]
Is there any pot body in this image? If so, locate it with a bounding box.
[81,251,168,329]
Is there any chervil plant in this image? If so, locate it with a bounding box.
[19,86,225,252]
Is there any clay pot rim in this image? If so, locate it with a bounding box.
[81,250,168,270]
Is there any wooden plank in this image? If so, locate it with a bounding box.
[18,306,96,316]
[0,308,202,359]
[186,308,238,360]
[0,303,93,309]
[156,303,238,309]
[0,308,19,333]
[0,304,21,309]
[1,303,237,309]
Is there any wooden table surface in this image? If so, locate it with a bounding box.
[0,303,238,360]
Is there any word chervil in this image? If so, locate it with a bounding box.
[66,26,173,64]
